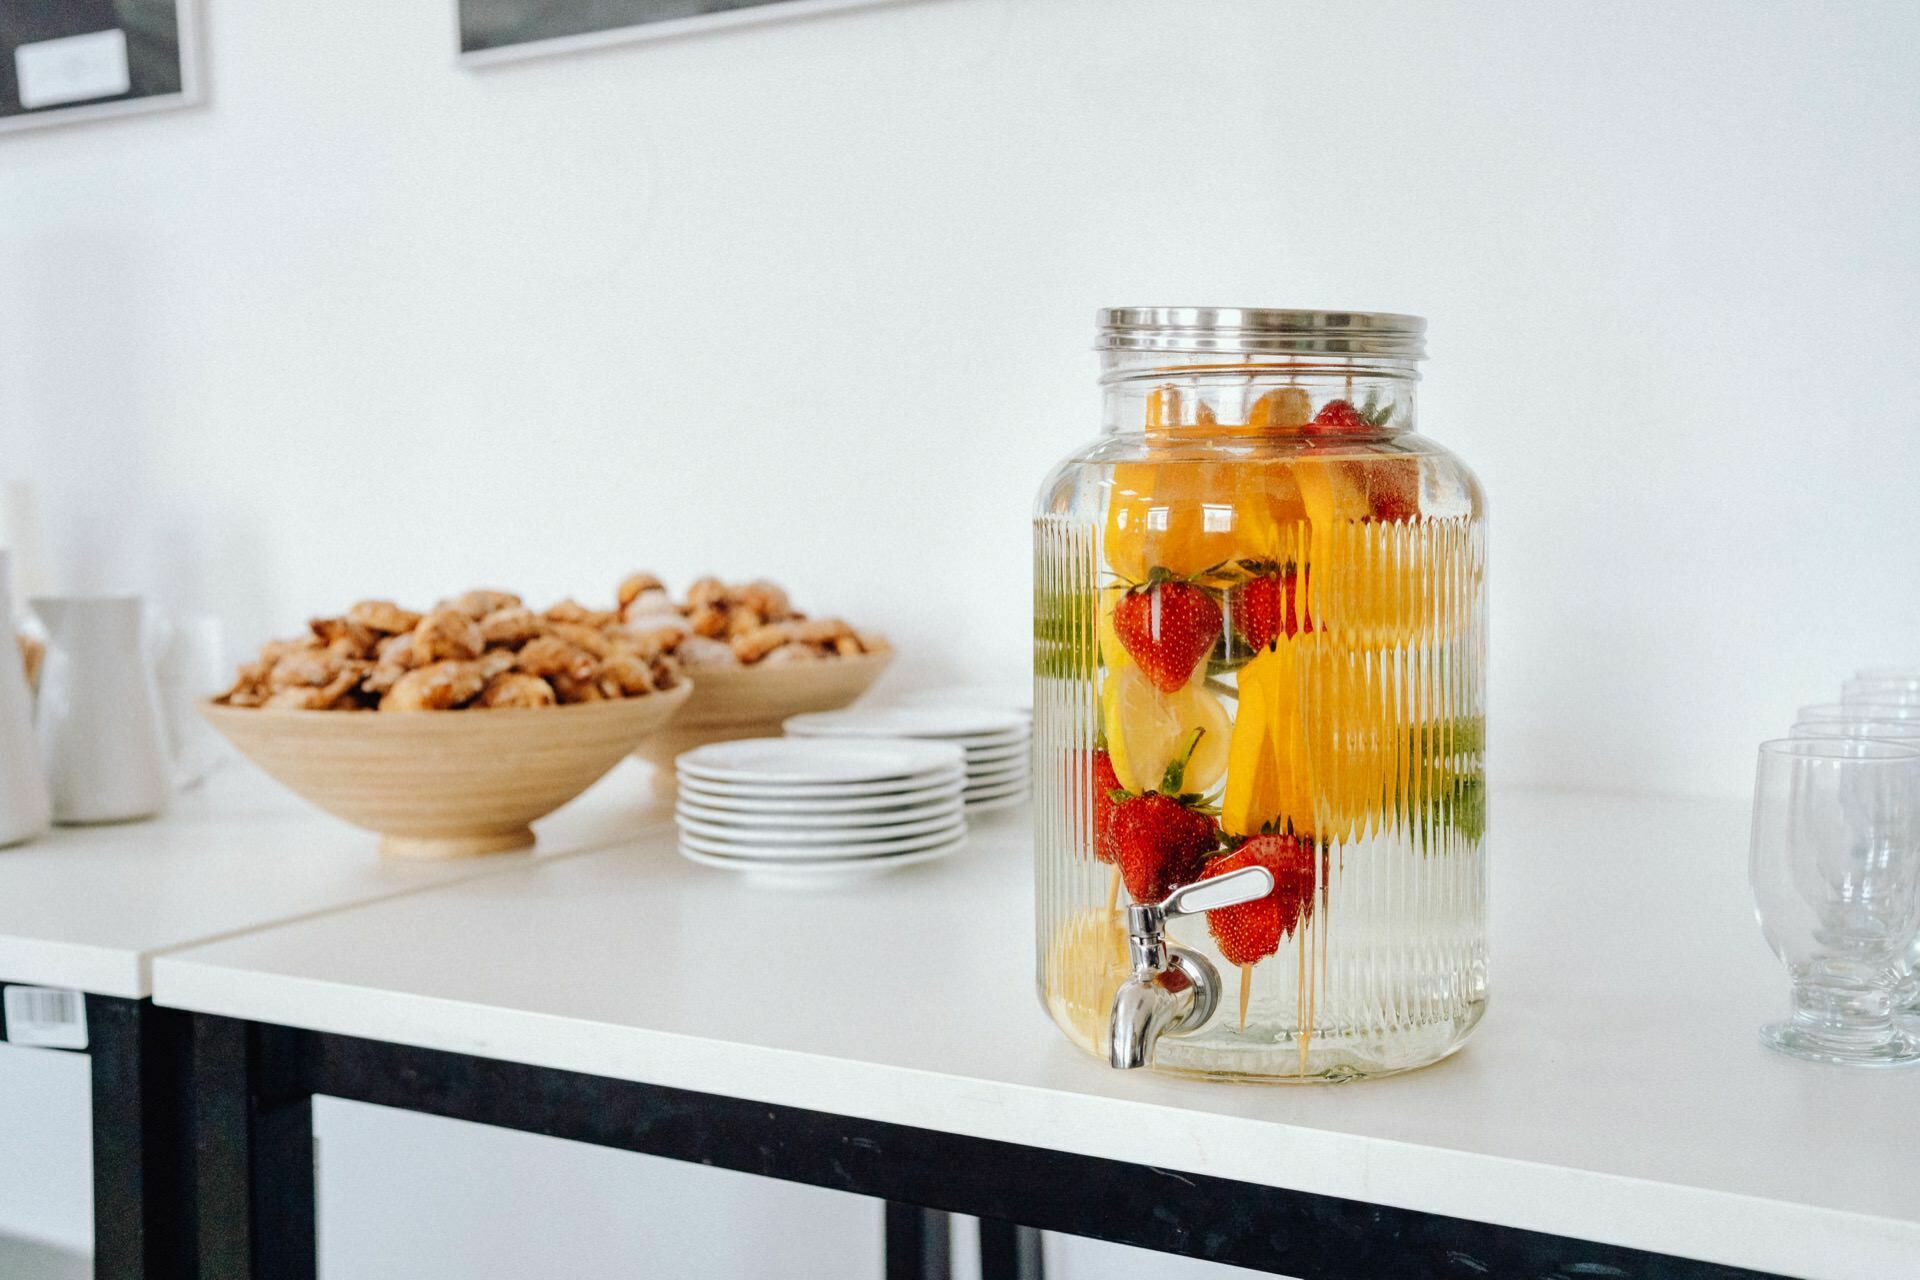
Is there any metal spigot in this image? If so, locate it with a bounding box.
[1106,865,1274,1069]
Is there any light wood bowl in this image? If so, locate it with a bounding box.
[199,682,691,858]
[631,650,891,794]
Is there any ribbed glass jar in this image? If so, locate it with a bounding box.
[1033,308,1488,1082]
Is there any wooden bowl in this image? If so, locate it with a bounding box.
[631,651,891,793]
[199,683,691,858]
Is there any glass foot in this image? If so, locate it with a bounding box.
[1760,1021,1920,1068]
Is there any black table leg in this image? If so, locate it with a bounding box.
[86,995,195,1280]
[191,1015,317,1280]
[885,1202,951,1280]
[978,1218,1045,1280]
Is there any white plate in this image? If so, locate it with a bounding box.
[676,737,965,787]
[965,742,1030,764]
[678,836,964,888]
[964,789,1029,814]
[679,802,967,832]
[679,820,967,860]
[965,761,1029,786]
[677,770,965,802]
[897,685,1032,716]
[783,706,1030,743]
[677,762,964,796]
[785,724,1029,753]
[677,760,964,795]
[960,775,1036,794]
[676,807,963,845]
[675,794,964,828]
[673,779,966,814]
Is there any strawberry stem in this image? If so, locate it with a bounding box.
[1159,727,1204,794]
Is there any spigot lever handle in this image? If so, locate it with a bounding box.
[1161,866,1273,918]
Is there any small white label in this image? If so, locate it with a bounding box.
[15,29,132,110]
[4,986,87,1050]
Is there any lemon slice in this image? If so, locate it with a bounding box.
[1044,909,1132,1053]
[1102,663,1230,795]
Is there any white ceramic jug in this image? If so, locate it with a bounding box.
[0,553,50,846]
[32,595,171,824]
[154,612,227,790]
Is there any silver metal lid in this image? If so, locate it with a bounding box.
[1096,307,1427,358]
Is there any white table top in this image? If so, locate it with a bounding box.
[0,760,668,998]
[150,788,1919,1280]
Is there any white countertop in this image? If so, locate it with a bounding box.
[0,760,669,998]
[150,788,1919,1280]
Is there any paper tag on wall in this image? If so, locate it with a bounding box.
[14,29,132,110]
[3,986,88,1050]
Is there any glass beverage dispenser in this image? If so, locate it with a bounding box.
[1033,308,1487,1081]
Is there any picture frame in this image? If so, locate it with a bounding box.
[455,0,904,68]
[0,0,202,135]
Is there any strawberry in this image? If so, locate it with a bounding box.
[1088,748,1123,865]
[1201,834,1318,966]
[1359,458,1420,523]
[1110,730,1219,903]
[1114,793,1218,903]
[1307,399,1371,435]
[1112,576,1222,693]
[1227,564,1311,651]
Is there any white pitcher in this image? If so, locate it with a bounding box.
[31,595,171,824]
[154,612,228,790]
[0,553,50,846]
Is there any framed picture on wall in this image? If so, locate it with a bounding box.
[456,0,903,66]
[0,0,201,134]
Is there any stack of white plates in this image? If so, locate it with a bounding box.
[782,706,1031,813]
[898,684,1033,723]
[675,738,968,888]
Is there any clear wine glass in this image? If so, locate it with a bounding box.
[1750,738,1920,1067]
[1790,726,1920,1013]
[1798,702,1920,724]
[1790,721,1920,743]
[1841,677,1920,707]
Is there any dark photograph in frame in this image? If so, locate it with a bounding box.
[458,0,902,65]
[0,0,200,133]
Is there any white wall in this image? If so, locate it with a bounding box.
[5,0,1919,801]
[2,0,1918,1273]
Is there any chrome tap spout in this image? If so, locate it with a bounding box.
[1107,948,1216,1068]
[1103,866,1272,1070]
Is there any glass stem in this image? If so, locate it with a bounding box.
[1788,966,1898,1051]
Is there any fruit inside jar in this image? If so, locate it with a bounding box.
[1034,311,1487,1083]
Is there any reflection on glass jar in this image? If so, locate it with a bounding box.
[1033,308,1488,1082]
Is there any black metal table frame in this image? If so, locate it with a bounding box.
[178,1014,1790,1280]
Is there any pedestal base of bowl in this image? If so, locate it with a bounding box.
[378,828,536,859]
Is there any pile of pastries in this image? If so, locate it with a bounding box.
[220,575,885,712]
[220,589,682,712]
[615,573,886,670]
